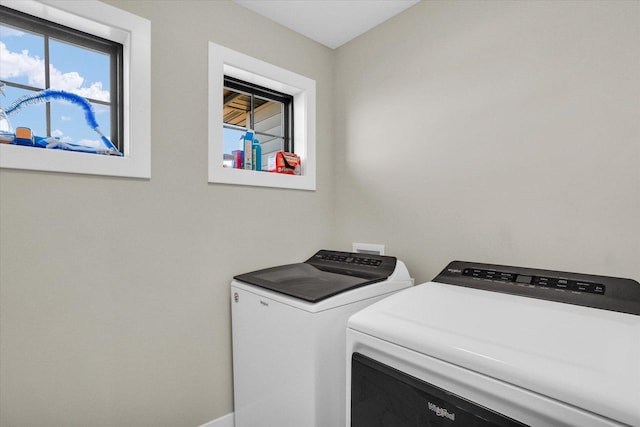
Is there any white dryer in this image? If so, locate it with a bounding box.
[347,261,640,426]
[231,250,413,427]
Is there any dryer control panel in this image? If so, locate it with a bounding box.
[435,261,640,315]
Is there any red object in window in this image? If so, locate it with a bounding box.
[232,150,244,169]
[268,152,300,175]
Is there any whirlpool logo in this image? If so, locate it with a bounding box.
[428,402,456,421]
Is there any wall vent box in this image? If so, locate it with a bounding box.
[352,243,385,256]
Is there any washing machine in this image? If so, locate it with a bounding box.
[347,261,640,427]
[231,249,413,427]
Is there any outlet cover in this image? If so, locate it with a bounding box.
[352,243,385,256]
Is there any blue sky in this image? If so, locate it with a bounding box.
[0,23,111,148]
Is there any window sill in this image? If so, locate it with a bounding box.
[210,167,314,191]
[0,143,149,178]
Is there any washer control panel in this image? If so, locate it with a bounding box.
[312,251,384,267]
[306,250,396,280]
[435,261,640,315]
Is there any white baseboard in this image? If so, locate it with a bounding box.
[199,412,234,427]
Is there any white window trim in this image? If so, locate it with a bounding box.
[0,0,151,179]
[208,42,316,191]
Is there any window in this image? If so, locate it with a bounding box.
[223,76,293,171]
[0,4,123,152]
[0,0,150,178]
[208,42,316,190]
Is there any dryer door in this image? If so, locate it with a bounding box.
[351,353,528,427]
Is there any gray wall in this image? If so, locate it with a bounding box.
[0,1,334,426]
[334,0,640,284]
[1,1,639,426]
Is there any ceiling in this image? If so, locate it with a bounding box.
[233,0,420,49]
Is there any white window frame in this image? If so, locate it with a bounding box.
[0,0,151,179]
[208,42,316,191]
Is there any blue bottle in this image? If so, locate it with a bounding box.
[252,138,262,171]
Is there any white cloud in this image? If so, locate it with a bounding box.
[0,42,43,86]
[0,27,25,38]
[77,138,101,147]
[72,81,110,101]
[51,128,73,143]
[93,103,110,116]
[0,41,110,102]
[61,116,72,122]
[52,128,108,148]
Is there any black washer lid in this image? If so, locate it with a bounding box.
[233,250,397,302]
